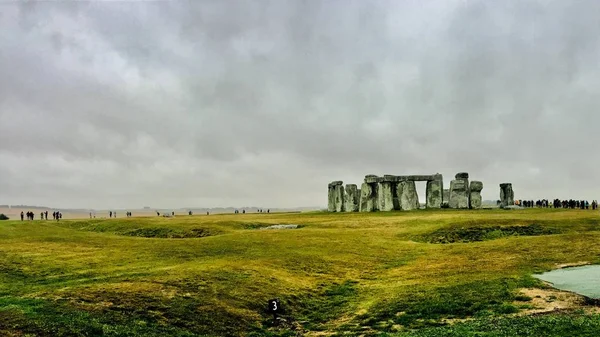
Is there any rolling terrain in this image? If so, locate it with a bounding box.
[1,209,599,336]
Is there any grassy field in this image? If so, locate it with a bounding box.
[1,209,600,336]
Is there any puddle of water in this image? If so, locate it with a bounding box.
[535,265,600,299]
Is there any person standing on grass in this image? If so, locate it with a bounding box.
[20,211,24,221]
[40,212,44,220]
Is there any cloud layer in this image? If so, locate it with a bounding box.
[2,1,600,209]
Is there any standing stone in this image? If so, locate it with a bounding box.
[327,181,345,212]
[500,183,514,208]
[426,179,443,208]
[469,181,483,209]
[328,181,341,212]
[449,178,469,209]
[345,184,360,212]
[399,181,419,210]
[359,179,379,212]
[384,175,402,210]
[377,181,395,212]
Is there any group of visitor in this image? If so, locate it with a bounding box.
[20,211,61,221]
[514,199,597,209]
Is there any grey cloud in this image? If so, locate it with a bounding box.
[1,0,600,209]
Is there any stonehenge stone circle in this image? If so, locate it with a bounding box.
[327,181,345,212]
[344,184,360,212]
[500,183,514,208]
[329,172,506,212]
[469,181,483,209]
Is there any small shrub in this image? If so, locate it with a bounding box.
[515,295,533,302]
[0,214,9,220]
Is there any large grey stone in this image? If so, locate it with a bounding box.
[426,179,443,208]
[455,172,469,179]
[449,179,469,209]
[378,174,443,183]
[359,182,378,212]
[377,181,395,211]
[399,181,419,210]
[344,184,360,212]
[327,181,345,212]
[364,174,381,184]
[469,181,483,209]
[327,181,342,212]
[500,183,514,208]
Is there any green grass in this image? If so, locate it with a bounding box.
[1,209,600,336]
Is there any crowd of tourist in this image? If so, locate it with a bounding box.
[514,199,598,209]
[20,211,61,221]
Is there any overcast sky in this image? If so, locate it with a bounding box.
[1,0,600,209]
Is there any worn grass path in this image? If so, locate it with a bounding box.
[1,209,599,336]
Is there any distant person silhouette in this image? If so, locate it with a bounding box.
[20,211,24,221]
[45,211,48,220]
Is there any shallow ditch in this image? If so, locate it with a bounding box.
[420,223,560,244]
[122,227,213,238]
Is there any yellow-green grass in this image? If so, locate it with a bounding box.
[1,209,600,336]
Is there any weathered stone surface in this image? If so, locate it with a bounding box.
[449,179,469,209]
[359,182,378,212]
[399,181,419,210]
[344,184,360,212]
[500,183,514,208]
[426,179,443,208]
[378,174,443,183]
[377,181,395,211]
[470,181,483,192]
[469,181,483,209]
[455,172,469,179]
[327,182,338,212]
[327,181,345,212]
[364,175,381,184]
[443,189,450,205]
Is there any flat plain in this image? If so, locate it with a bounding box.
[1,209,600,336]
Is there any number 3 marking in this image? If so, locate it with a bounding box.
[272,302,277,311]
